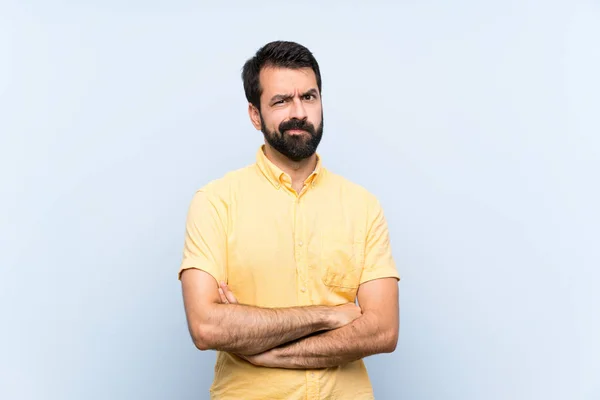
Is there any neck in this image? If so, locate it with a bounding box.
[263,143,317,187]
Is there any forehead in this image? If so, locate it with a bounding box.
[259,67,318,98]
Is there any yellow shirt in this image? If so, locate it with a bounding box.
[179,145,400,400]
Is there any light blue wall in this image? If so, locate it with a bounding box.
[1,1,598,399]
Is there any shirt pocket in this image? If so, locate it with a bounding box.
[320,237,364,291]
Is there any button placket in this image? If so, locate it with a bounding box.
[295,197,310,302]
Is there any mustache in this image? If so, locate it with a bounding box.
[279,119,316,135]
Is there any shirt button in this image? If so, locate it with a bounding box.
[298,240,303,246]
[301,287,306,292]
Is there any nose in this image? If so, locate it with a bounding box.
[289,96,308,120]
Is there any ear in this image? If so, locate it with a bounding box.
[248,103,262,130]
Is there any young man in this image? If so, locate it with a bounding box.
[179,41,400,400]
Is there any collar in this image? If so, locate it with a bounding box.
[255,145,323,190]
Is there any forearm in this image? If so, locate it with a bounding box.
[195,303,334,355]
[269,311,396,369]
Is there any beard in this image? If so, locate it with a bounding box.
[260,113,323,162]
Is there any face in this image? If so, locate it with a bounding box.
[249,67,323,162]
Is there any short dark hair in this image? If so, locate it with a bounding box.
[241,41,322,110]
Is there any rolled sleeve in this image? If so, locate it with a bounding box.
[360,200,400,285]
[178,190,227,284]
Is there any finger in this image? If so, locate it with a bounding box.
[218,288,229,304]
[219,288,228,303]
[221,282,238,304]
[224,288,238,304]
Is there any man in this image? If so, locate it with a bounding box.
[178,40,400,400]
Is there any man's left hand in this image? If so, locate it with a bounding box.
[237,348,280,367]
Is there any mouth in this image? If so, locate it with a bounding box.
[286,129,308,135]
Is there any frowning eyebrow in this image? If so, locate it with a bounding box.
[269,88,319,104]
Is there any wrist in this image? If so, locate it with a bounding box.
[320,306,339,330]
[271,345,292,367]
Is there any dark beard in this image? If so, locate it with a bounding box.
[260,113,323,162]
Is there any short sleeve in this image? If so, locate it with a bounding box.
[178,190,227,284]
[359,200,400,285]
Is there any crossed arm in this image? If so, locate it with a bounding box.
[181,269,363,355]
[181,268,399,368]
[180,190,399,368]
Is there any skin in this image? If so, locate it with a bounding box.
[181,269,362,355]
[219,279,399,369]
[181,65,399,367]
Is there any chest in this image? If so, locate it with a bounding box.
[225,189,368,306]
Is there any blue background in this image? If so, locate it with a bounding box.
[1,1,598,399]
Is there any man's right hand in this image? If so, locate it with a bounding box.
[331,302,362,329]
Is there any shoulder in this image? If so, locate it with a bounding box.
[197,163,255,196]
[322,168,381,208]
[188,163,256,210]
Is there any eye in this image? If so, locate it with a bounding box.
[302,94,315,101]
